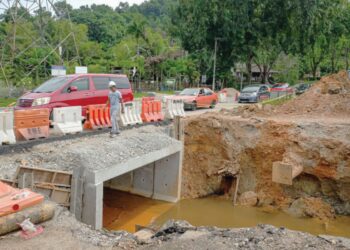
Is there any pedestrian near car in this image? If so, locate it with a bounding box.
[106,81,124,138]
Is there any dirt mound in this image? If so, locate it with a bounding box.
[276,71,350,117]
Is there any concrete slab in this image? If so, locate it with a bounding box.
[272,162,304,185]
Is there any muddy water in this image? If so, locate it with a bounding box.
[103,189,173,232]
[104,189,350,238]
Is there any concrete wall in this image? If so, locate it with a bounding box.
[71,143,183,230]
[106,152,182,202]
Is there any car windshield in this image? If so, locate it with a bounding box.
[242,86,259,93]
[297,84,308,90]
[180,89,199,96]
[33,76,73,93]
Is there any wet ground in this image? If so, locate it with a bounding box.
[103,189,350,238]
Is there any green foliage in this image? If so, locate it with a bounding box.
[0,97,17,107]
[262,94,294,106]
[274,54,300,85]
[1,0,350,91]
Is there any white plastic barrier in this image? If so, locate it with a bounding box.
[0,110,16,145]
[218,92,228,103]
[120,102,143,126]
[53,106,83,135]
[165,99,186,120]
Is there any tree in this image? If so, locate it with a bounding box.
[70,5,126,47]
[288,0,346,78]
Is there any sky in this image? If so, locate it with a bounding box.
[67,0,145,9]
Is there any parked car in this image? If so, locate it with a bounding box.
[169,88,218,111]
[238,85,270,103]
[271,83,289,90]
[271,83,294,93]
[295,83,311,95]
[16,74,134,117]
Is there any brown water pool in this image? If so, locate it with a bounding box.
[103,189,350,238]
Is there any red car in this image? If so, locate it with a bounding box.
[271,83,293,93]
[16,74,134,117]
[169,88,218,110]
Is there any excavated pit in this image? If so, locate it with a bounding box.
[181,71,350,220]
[181,113,350,220]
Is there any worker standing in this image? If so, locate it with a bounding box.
[106,81,124,138]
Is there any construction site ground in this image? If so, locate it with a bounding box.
[1,209,350,250]
[1,72,350,249]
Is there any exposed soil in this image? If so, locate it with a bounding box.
[182,113,350,219]
[276,71,350,117]
[181,71,350,221]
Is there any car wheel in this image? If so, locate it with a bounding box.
[49,110,54,128]
[191,102,197,111]
[210,101,216,109]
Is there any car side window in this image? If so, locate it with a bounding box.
[93,77,110,90]
[64,78,89,93]
[205,89,213,96]
[199,89,205,95]
[260,86,267,92]
[110,77,130,89]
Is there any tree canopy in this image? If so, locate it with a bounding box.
[1,0,350,90]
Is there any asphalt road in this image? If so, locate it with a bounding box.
[185,102,241,116]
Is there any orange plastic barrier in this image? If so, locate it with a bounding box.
[142,97,155,102]
[14,109,50,141]
[0,181,44,217]
[84,105,111,130]
[141,98,164,122]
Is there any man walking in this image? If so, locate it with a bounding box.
[106,81,124,138]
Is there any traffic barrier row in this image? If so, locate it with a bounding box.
[0,99,182,143]
[0,110,16,145]
[84,105,111,130]
[52,106,83,135]
[141,98,164,122]
[165,99,186,120]
[121,102,143,126]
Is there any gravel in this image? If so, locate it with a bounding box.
[3,213,349,250]
[140,221,350,250]
[0,125,178,179]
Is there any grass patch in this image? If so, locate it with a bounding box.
[262,95,294,106]
[134,92,148,99]
[134,90,175,99]
[0,98,17,107]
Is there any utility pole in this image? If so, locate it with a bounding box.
[212,38,218,91]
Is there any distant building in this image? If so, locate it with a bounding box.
[234,63,279,83]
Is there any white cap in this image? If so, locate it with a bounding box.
[109,81,116,88]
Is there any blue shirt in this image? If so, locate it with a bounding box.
[109,91,122,109]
